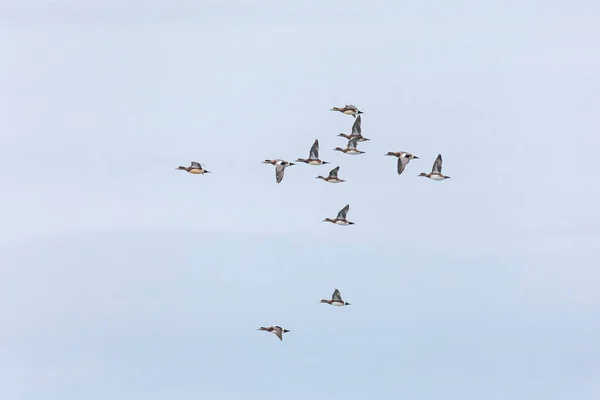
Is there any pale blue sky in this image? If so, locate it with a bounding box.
[1,1,599,399]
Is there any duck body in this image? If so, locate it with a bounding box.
[317,176,345,183]
[334,137,365,155]
[268,160,295,183]
[262,159,285,165]
[297,159,328,165]
[338,133,370,142]
[258,325,290,341]
[297,139,329,165]
[320,289,351,306]
[323,218,354,225]
[385,151,419,175]
[330,104,363,118]
[316,166,345,183]
[420,173,449,181]
[176,161,211,174]
[334,147,365,155]
[419,154,451,180]
[337,115,369,142]
[323,204,354,225]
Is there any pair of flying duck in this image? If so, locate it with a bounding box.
[259,289,351,341]
[262,139,328,184]
[335,115,369,155]
[384,152,451,180]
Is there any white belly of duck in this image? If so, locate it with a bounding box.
[308,160,322,165]
[335,220,351,225]
[430,175,445,180]
[331,301,345,306]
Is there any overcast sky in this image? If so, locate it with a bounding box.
[1,1,599,399]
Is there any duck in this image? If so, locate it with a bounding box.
[316,166,345,183]
[330,104,363,118]
[334,137,365,155]
[419,154,451,180]
[296,139,329,165]
[262,159,285,165]
[274,160,295,183]
[176,161,211,174]
[385,151,419,175]
[323,204,354,225]
[320,288,351,306]
[258,325,290,341]
[337,115,370,142]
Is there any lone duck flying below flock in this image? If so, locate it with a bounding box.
[176,161,211,174]
[296,139,329,165]
[385,151,419,175]
[338,115,370,142]
[316,166,345,183]
[330,104,363,118]
[262,159,295,183]
[334,137,365,155]
[320,289,351,306]
[258,325,290,341]
[323,204,354,225]
[419,154,451,180]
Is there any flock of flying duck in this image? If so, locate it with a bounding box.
[176,103,451,341]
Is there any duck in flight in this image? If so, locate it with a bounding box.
[334,137,365,155]
[316,166,345,183]
[330,104,363,118]
[296,139,329,165]
[176,161,211,174]
[323,204,354,225]
[320,289,351,306]
[262,159,285,165]
[258,325,290,341]
[263,159,295,183]
[385,151,419,175]
[338,115,370,142]
[418,154,451,180]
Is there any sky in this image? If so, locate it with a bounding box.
[1,1,599,399]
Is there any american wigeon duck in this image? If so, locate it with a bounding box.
[323,204,354,225]
[334,137,365,155]
[330,104,363,118]
[419,154,451,180]
[274,160,295,183]
[262,159,285,165]
[385,151,419,175]
[338,115,370,142]
[258,325,290,341]
[316,166,345,183]
[320,288,351,306]
[176,161,211,174]
[296,139,329,165]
